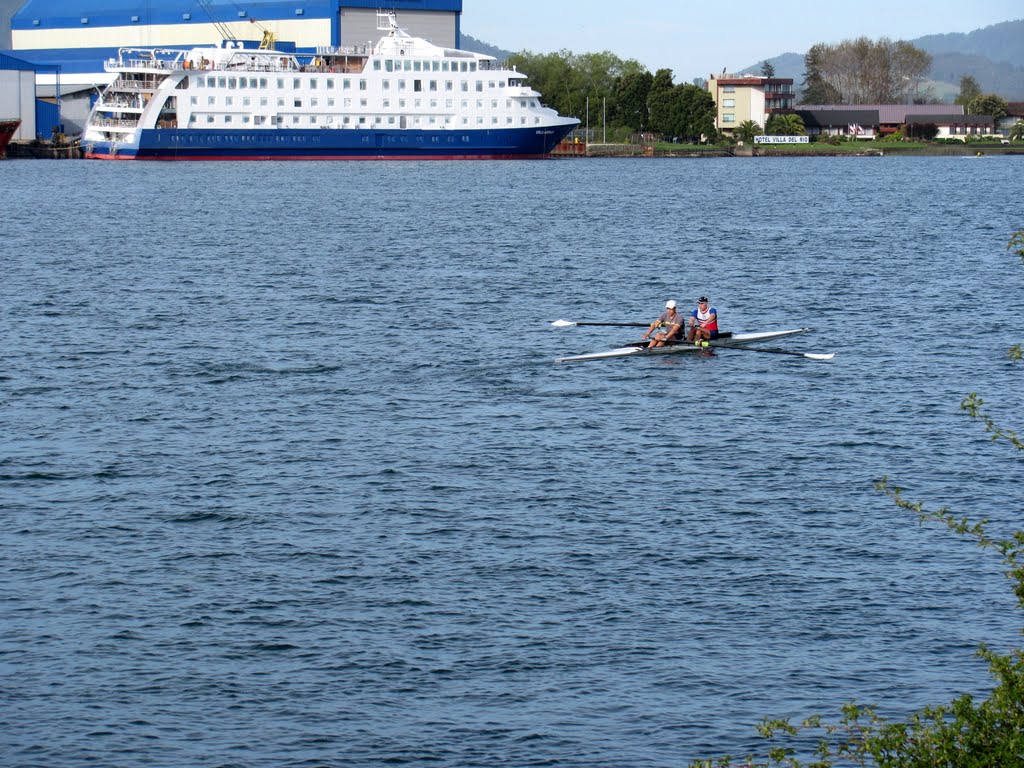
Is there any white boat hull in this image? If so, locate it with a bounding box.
[556,328,811,363]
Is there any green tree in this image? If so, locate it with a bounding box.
[647,68,677,136]
[765,112,805,135]
[736,119,762,143]
[761,60,775,78]
[955,74,983,106]
[1010,121,1024,142]
[967,93,1008,126]
[801,44,840,103]
[614,69,654,131]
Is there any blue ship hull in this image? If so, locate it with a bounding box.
[84,124,578,160]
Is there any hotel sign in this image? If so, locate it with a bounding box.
[754,135,809,144]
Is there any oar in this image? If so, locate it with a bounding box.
[551,320,649,328]
[718,345,835,361]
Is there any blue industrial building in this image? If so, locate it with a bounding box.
[4,0,463,133]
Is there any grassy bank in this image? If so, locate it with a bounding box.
[647,140,1023,157]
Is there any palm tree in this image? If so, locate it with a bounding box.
[766,113,806,136]
[1011,120,1024,142]
[736,120,762,143]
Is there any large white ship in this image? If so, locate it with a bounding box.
[81,12,579,160]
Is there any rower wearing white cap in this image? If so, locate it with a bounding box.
[642,299,685,348]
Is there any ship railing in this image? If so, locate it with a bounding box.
[91,118,139,128]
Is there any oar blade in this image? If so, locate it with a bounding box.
[804,352,835,361]
[550,319,577,327]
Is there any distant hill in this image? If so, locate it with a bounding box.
[741,18,1024,101]
[461,34,513,61]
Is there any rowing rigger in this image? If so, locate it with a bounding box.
[552,327,835,363]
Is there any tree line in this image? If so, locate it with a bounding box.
[505,49,716,142]
[502,37,1016,144]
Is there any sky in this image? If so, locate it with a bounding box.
[461,1,1023,81]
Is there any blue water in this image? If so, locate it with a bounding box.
[2,156,1023,767]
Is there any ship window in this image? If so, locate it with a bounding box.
[277,78,284,88]
[260,97,267,106]
[242,116,250,124]
[445,80,453,91]
[343,79,351,90]
[441,61,449,72]
[207,115,214,123]
[475,81,483,92]
[507,117,513,124]
[382,80,390,91]
[359,79,367,90]
[310,78,318,89]
[225,96,233,106]
[310,98,318,107]
[375,116,382,124]
[360,99,367,107]
[414,80,422,92]
[521,117,526,125]
[429,116,436,124]
[446,99,453,108]
[385,60,393,72]
[292,116,300,124]
[398,80,406,92]
[403,61,411,72]
[414,99,421,108]
[461,81,468,92]
[388,116,395,124]
[310,116,317,124]
[208,96,216,105]
[492,117,498,124]
[327,78,334,89]
[477,116,484,125]
[189,114,196,124]
[225,115,232,123]
[294,99,302,107]
[413,61,421,72]
[461,100,468,109]
[488,81,495,89]
[491,100,497,108]
[343,117,350,124]
[239,79,246,89]
[476,100,483,109]
[535,117,541,124]
[328,98,335,107]
[277,98,285,106]
[249,78,257,88]
[218,77,226,88]
[191,96,198,105]
[432,61,439,72]
[343,98,351,107]
[326,116,333,124]
[429,80,437,91]
[430,99,437,108]
[373,60,381,71]
[470,63,477,72]
[293,78,301,89]
[399,99,406,108]
[383,99,390,108]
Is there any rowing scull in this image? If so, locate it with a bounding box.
[555,328,826,363]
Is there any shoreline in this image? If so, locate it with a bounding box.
[563,142,1024,158]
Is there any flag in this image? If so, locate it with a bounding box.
[848,123,861,136]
